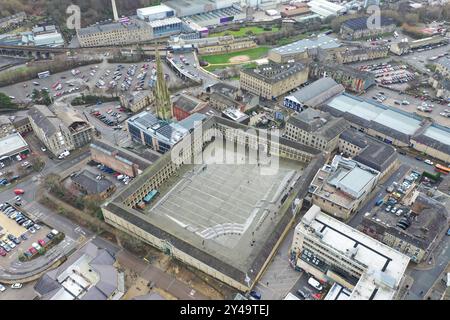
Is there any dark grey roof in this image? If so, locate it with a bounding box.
[339,129,369,148]
[90,248,115,266]
[92,264,118,297]
[208,82,239,96]
[71,170,114,195]
[413,132,450,155]
[173,94,203,112]
[342,16,396,31]
[311,62,374,81]
[288,109,348,141]
[78,19,149,36]
[34,274,61,296]
[369,121,410,144]
[241,62,306,84]
[91,139,153,169]
[352,132,398,172]
[287,77,344,107]
[28,105,61,137]
[210,92,239,108]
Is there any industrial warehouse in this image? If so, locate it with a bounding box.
[102,116,324,291]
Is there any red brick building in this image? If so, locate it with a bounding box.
[171,94,207,121]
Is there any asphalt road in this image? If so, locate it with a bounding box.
[171,51,218,90]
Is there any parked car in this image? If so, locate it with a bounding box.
[0,284,5,291]
[307,277,323,291]
[249,290,261,300]
[10,283,22,289]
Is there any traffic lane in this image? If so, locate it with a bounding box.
[23,201,93,241]
[407,239,450,300]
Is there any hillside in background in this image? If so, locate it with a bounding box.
[0,0,159,27]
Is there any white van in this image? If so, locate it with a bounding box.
[307,277,323,291]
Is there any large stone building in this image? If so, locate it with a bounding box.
[335,46,389,64]
[309,62,375,94]
[28,105,94,157]
[172,94,208,121]
[283,77,345,112]
[71,170,116,199]
[284,108,348,152]
[102,115,324,292]
[77,19,153,47]
[268,34,341,63]
[308,155,380,220]
[291,205,410,299]
[240,62,309,99]
[90,140,154,178]
[120,91,154,113]
[196,36,257,55]
[339,129,399,180]
[411,124,450,163]
[359,193,449,263]
[320,93,422,147]
[340,16,397,40]
[321,93,450,163]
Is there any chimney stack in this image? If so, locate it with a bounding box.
[111,0,119,21]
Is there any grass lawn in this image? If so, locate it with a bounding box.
[200,46,270,65]
[209,26,280,38]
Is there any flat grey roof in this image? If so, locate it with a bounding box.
[326,93,422,139]
[271,34,340,56]
[0,132,28,157]
[413,124,450,154]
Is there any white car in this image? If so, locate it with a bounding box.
[0,284,5,292]
[10,283,22,289]
[424,159,433,165]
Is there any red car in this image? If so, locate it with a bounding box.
[0,248,6,256]
[38,239,46,247]
[14,189,25,195]
[29,247,37,255]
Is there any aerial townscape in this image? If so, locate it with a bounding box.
[0,0,449,305]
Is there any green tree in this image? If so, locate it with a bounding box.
[0,92,17,109]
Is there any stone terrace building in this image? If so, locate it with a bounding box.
[240,62,309,100]
[340,16,397,40]
[102,115,325,291]
[284,108,348,152]
[309,62,375,94]
[335,46,389,64]
[339,129,399,180]
[77,18,153,47]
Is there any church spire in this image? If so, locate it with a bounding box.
[153,48,172,120]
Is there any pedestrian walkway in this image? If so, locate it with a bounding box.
[116,250,209,300]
